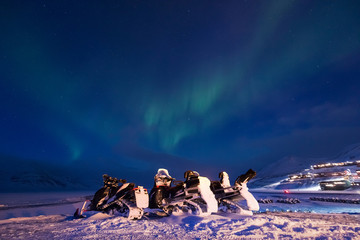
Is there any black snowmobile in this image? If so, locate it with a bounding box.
[210,169,259,215]
[148,169,218,216]
[74,174,149,220]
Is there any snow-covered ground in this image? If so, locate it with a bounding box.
[1,211,360,239]
[1,191,360,239]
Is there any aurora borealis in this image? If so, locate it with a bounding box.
[1,1,360,183]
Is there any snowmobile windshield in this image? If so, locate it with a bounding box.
[184,170,200,181]
[155,177,172,187]
[155,168,173,187]
[156,168,172,178]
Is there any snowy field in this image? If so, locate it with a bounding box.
[1,191,360,239]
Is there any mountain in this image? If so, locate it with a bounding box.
[249,143,360,188]
[0,154,153,192]
[0,155,100,192]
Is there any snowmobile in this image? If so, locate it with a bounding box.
[148,169,218,217]
[210,169,259,216]
[74,174,149,220]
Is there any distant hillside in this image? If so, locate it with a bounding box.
[250,143,360,188]
[0,155,100,192]
[0,154,155,192]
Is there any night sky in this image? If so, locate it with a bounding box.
[1,1,360,183]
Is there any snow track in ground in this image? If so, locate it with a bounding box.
[1,212,359,239]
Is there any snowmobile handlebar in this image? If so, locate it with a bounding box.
[102,174,127,186]
[235,169,256,184]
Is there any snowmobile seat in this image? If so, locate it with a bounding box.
[115,182,135,199]
[168,182,185,197]
[211,181,223,192]
[149,182,186,209]
[184,177,201,198]
[210,181,238,200]
[91,187,110,210]
[186,177,200,189]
